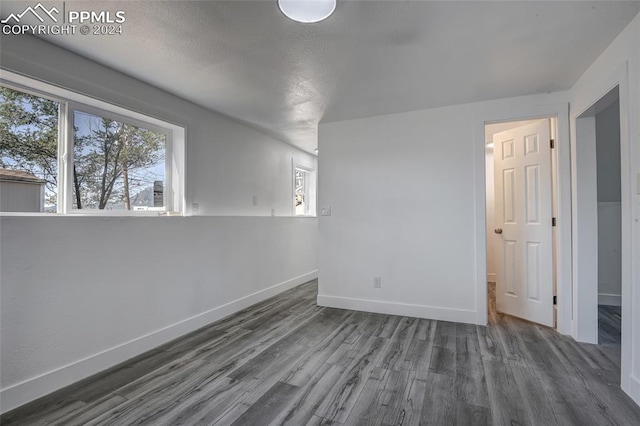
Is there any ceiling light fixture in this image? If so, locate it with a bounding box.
[278,0,336,23]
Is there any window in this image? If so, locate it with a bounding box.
[294,168,309,215]
[0,87,59,212]
[72,109,167,211]
[293,164,316,216]
[0,72,185,215]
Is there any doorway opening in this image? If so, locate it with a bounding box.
[484,118,558,328]
[575,86,622,360]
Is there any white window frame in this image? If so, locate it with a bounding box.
[66,103,173,214]
[0,70,186,216]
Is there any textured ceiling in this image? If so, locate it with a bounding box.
[1,1,639,153]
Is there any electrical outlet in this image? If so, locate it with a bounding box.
[192,203,199,214]
[373,277,381,288]
[320,205,332,216]
[252,196,258,206]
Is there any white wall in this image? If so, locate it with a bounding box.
[598,202,622,305]
[596,101,622,305]
[0,216,317,412]
[568,11,640,405]
[596,101,622,202]
[317,91,569,326]
[0,35,318,412]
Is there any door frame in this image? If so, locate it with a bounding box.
[570,62,632,394]
[473,102,572,334]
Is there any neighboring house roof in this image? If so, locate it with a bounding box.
[0,168,46,184]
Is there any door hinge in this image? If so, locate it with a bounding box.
[550,139,555,149]
[553,296,557,305]
[552,217,557,227]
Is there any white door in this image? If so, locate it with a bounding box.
[493,120,554,327]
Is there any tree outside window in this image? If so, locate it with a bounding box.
[0,86,167,212]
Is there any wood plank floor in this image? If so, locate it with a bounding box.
[3,280,639,425]
[599,304,622,346]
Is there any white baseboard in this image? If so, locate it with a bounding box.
[598,293,622,306]
[0,270,318,414]
[487,273,496,283]
[317,295,477,324]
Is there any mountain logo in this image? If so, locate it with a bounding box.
[1,3,59,24]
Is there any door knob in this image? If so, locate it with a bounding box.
[494,228,503,234]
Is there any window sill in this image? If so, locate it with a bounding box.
[0,213,317,218]
[0,212,183,217]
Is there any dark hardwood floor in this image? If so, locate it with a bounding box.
[2,280,639,425]
[599,304,622,346]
